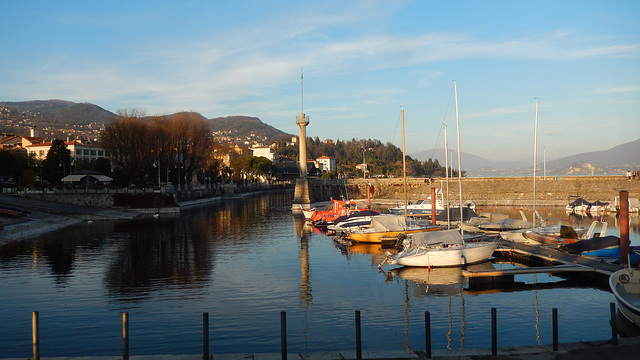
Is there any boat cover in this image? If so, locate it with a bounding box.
[435,207,478,221]
[568,198,591,207]
[558,235,625,254]
[409,229,463,247]
[369,215,410,231]
[591,200,609,207]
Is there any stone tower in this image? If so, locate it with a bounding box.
[292,69,311,213]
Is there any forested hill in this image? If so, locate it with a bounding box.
[0,100,115,126]
[208,115,293,143]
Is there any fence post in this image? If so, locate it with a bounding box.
[425,311,431,359]
[122,312,129,360]
[280,311,287,360]
[203,312,209,360]
[32,311,40,360]
[610,303,618,345]
[491,307,497,356]
[355,310,362,360]
[552,308,558,351]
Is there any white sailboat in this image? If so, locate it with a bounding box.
[380,82,498,268]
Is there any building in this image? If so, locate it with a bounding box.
[0,135,45,152]
[250,146,276,161]
[316,155,336,173]
[26,140,111,161]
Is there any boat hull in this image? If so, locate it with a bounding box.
[609,268,640,327]
[387,241,498,267]
[346,226,443,243]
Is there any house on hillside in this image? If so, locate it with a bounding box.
[316,156,336,173]
[0,135,45,152]
[250,146,276,161]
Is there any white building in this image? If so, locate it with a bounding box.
[316,156,336,173]
[26,140,111,161]
[250,146,276,161]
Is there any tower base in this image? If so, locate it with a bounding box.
[292,177,311,213]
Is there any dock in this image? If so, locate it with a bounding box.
[462,240,624,281]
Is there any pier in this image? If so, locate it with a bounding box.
[462,240,623,283]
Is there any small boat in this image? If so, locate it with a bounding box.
[307,199,366,225]
[565,197,592,214]
[388,191,446,216]
[344,215,442,244]
[477,210,533,232]
[522,228,578,245]
[325,210,380,235]
[609,267,640,327]
[379,229,499,267]
[589,200,609,214]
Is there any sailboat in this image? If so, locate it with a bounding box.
[344,108,442,243]
[380,82,498,267]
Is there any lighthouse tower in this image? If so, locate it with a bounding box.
[292,69,311,213]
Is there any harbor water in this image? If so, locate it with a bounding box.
[0,192,638,357]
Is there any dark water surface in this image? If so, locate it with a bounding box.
[1,192,638,357]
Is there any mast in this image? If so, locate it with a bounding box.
[444,125,450,228]
[533,99,539,227]
[454,81,463,235]
[401,107,408,222]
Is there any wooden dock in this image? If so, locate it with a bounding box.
[462,240,623,280]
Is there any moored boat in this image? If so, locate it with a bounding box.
[345,215,442,243]
[379,229,499,267]
[609,267,640,327]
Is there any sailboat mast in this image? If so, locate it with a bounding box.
[533,99,539,227]
[444,125,450,228]
[401,107,408,222]
[454,82,463,235]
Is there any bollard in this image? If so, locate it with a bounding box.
[425,311,431,359]
[123,312,129,360]
[280,311,287,360]
[32,311,40,360]
[491,308,497,356]
[355,310,362,360]
[610,303,618,345]
[203,312,209,360]
[552,308,558,351]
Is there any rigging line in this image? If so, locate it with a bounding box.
[430,85,456,161]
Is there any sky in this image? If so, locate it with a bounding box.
[2,0,639,162]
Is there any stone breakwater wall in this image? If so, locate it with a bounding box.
[309,176,640,206]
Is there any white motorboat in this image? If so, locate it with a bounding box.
[609,267,640,327]
[380,229,499,268]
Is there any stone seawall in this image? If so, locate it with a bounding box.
[310,176,640,206]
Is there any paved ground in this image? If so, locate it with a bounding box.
[2,337,640,360]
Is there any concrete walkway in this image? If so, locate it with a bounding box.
[3,337,640,360]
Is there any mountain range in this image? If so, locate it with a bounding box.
[2,100,637,176]
[411,138,640,176]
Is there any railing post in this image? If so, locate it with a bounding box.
[491,307,497,356]
[122,312,129,360]
[203,312,209,360]
[552,308,558,351]
[32,311,40,360]
[280,311,287,360]
[355,310,362,360]
[610,302,618,345]
[425,311,431,359]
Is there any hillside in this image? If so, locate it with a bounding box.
[208,115,293,143]
[412,138,640,176]
[0,100,115,126]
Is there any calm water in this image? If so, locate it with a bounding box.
[1,192,638,357]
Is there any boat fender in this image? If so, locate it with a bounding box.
[619,273,630,283]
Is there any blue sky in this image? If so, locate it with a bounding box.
[2,0,639,162]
